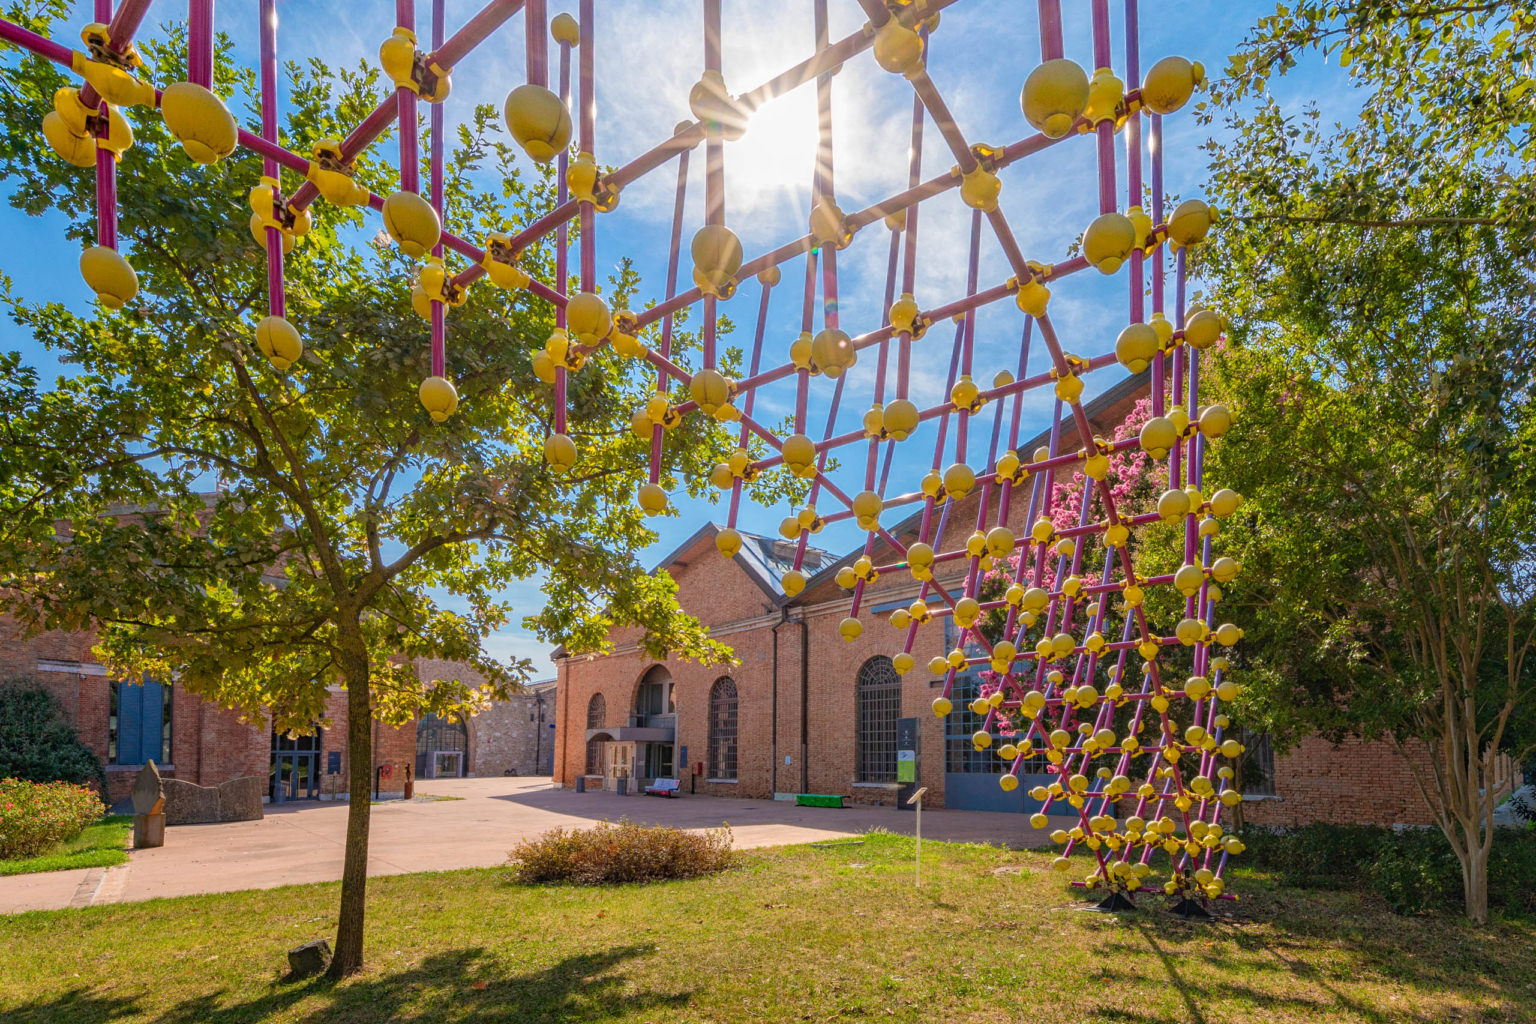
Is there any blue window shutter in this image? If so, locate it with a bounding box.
[140,681,165,765]
[117,683,143,765]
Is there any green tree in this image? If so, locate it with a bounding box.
[1197,2,1536,921]
[0,677,108,791]
[0,4,772,973]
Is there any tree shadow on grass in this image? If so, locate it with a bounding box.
[5,944,687,1024]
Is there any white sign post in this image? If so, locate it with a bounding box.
[907,786,929,886]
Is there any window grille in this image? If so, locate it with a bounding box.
[855,656,901,783]
[585,693,607,775]
[707,676,739,779]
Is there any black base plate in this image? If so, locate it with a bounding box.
[1169,897,1212,920]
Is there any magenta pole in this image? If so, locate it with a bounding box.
[429,0,446,379]
[577,0,595,291]
[431,0,522,70]
[1037,0,1063,61]
[92,0,116,251]
[258,0,283,317]
[188,0,213,87]
[524,0,547,86]
[397,0,420,194]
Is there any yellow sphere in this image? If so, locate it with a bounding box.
[810,328,855,377]
[1021,59,1090,138]
[689,368,732,416]
[637,482,669,515]
[41,111,97,167]
[1176,617,1207,645]
[953,597,980,628]
[852,489,882,525]
[503,84,572,163]
[1209,488,1242,518]
[781,569,806,597]
[543,432,577,472]
[985,526,1015,560]
[160,81,237,163]
[550,12,580,44]
[893,652,915,674]
[690,224,742,295]
[1184,307,1224,349]
[1140,416,1178,458]
[1158,488,1192,520]
[79,246,138,309]
[715,527,743,559]
[1198,403,1233,439]
[782,433,817,477]
[997,773,1019,792]
[932,696,952,717]
[709,463,735,491]
[689,69,747,140]
[1168,199,1215,249]
[883,398,920,440]
[255,315,303,370]
[1174,563,1204,597]
[1083,212,1136,275]
[1115,322,1159,373]
[1141,55,1204,115]
[839,616,863,641]
[1215,623,1244,646]
[1185,675,1212,700]
[943,462,976,499]
[418,375,458,422]
[382,190,441,258]
[873,18,925,75]
[972,730,993,750]
[566,291,612,347]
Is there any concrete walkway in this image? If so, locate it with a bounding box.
[0,777,1057,914]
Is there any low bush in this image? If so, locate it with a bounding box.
[0,777,105,860]
[509,818,734,885]
[1241,822,1536,916]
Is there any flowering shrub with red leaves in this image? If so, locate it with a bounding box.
[0,777,104,860]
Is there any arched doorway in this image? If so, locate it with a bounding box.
[416,713,468,778]
[632,667,676,781]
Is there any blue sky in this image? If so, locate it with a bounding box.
[2,1,1347,680]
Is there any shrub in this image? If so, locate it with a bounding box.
[509,819,734,885]
[0,778,104,860]
[0,678,106,789]
[1240,822,1536,917]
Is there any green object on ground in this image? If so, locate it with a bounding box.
[0,815,130,876]
[796,793,844,808]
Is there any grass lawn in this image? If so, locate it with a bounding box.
[0,815,131,877]
[1,832,1533,1023]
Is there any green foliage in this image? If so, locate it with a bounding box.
[508,818,734,885]
[0,677,107,789]
[1241,824,1536,918]
[0,777,103,859]
[0,814,130,876]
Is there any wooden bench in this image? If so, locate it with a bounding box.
[644,778,681,798]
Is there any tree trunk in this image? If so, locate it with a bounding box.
[328,630,375,978]
[1462,838,1490,925]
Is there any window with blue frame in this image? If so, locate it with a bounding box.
[108,680,173,766]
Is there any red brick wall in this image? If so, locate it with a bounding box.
[1247,736,1439,828]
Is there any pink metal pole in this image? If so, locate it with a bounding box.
[431,0,521,70]
[523,0,546,86]
[258,0,283,317]
[397,0,420,195]
[1037,0,1063,61]
[701,0,723,369]
[429,0,446,379]
[188,0,213,87]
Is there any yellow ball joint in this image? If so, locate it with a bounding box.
[809,197,853,250]
[1141,55,1205,116]
[480,233,532,291]
[159,82,238,164]
[691,224,742,299]
[306,139,370,208]
[1084,67,1126,127]
[1168,199,1216,250]
[75,24,155,109]
[715,526,743,559]
[637,482,669,516]
[1021,59,1089,138]
[852,490,883,531]
[958,145,1001,213]
[1184,306,1225,350]
[79,245,137,309]
[418,375,458,422]
[504,84,573,163]
[543,433,577,474]
[1013,261,1052,317]
[379,27,451,103]
[689,69,748,140]
[42,87,96,167]
[382,190,441,258]
[566,291,612,347]
[882,398,920,441]
[781,434,818,479]
[872,17,925,77]
[811,328,857,378]
[1115,322,1159,373]
[255,315,303,371]
[688,368,734,417]
[1083,211,1137,274]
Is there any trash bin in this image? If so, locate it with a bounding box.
[575,775,586,793]
[616,777,628,797]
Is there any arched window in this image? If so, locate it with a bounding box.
[585,693,607,775]
[855,656,901,783]
[707,677,738,780]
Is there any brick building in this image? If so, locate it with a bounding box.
[553,377,1470,827]
[2,619,555,804]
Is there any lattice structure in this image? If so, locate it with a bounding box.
[5,0,1252,911]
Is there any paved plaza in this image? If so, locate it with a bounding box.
[0,776,1059,914]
